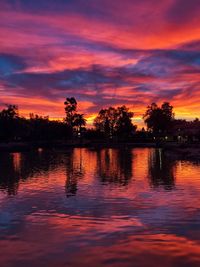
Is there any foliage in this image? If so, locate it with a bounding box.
[64,97,86,135]
[0,105,19,141]
[94,105,136,139]
[64,97,77,127]
[28,114,70,141]
[73,113,86,132]
[0,99,199,143]
[143,102,174,134]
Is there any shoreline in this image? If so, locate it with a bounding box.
[0,141,200,158]
[163,145,200,161]
[0,141,157,152]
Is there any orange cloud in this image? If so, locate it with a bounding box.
[1,1,200,127]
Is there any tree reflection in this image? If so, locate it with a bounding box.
[0,153,20,195]
[65,149,85,197]
[0,148,180,197]
[0,150,65,195]
[148,149,175,190]
[96,148,133,186]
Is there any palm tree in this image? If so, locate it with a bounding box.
[64,97,77,127]
[73,113,86,135]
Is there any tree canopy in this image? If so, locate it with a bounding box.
[143,102,174,134]
[0,99,199,144]
[94,105,136,139]
[64,97,86,135]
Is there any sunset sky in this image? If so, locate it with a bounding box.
[0,0,200,126]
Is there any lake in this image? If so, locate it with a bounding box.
[0,148,200,267]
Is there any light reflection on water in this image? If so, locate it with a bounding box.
[0,148,200,267]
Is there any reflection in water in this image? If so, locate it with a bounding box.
[65,149,85,197]
[0,153,20,195]
[0,150,65,195]
[0,148,200,267]
[148,149,175,190]
[96,148,133,186]
[0,148,177,196]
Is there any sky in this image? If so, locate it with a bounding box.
[0,0,200,126]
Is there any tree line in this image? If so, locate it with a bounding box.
[0,97,199,142]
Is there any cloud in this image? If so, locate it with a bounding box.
[1,1,200,124]
[167,0,200,25]
[0,53,26,76]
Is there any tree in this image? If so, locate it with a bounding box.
[0,104,19,119]
[0,105,19,141]
[29,113,70,141]
[64,97,86,136]
[94,105,136,139]
[94,107,118,138]
[115,106,136,138]
[29,113,50,140]
[73,113,86,134]
[64,97,77,127]
[143,102,174,135]
[161,102,174,123]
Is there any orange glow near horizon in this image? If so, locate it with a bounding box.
[0,1,200,127]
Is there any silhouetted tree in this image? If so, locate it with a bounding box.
[64,97,77,128]
[0,104,18,119]
[94,105,136,140]
[116,106,136,139]
[73,113,86,134]
[1,100,199,144]
[84,128,105,140]
[172,118,200,142]
[94,107,117,138]
[0,105,19,141]
[64,97,86,137]
[29,113,49,140]
[143,102,174,135]
[28,113,69,141]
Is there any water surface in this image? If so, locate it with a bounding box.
[0,148,200,267]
